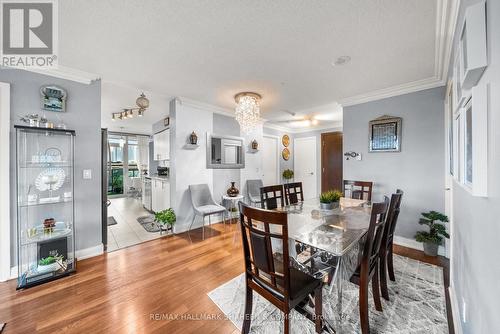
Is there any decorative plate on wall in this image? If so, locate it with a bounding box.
[282,134,290,147]
[282,148,290,161]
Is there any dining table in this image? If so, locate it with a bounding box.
[271,197,372,333]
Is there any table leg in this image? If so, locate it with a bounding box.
[337,258,344,331]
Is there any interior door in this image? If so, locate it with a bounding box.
[294,137,317,199]
[321,132,343,192]
[444,83,454,259]
[262,136,279,185]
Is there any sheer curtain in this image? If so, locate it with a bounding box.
[137,136,149,175]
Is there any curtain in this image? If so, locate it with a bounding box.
[137,136,149,175]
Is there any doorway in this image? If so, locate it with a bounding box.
[262,135,279,185]
[102,131,160,252]
[321,132,343,192]
[294,136,317,200]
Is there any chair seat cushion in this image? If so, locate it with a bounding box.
[195,204,225,215]
[273,257,321,301]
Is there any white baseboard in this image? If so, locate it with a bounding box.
[76,244,104,260]
[393,235,446,256]
[448,283,464,334]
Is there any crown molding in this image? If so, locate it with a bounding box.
[263,121,342,134]
[16,65,101,85]
[175,96,235,118]
[339,76,445,107]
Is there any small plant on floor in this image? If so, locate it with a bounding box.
[282,169,294,183]
[154,208,176,228]
[415,211,449,256]
[319,190,342,209]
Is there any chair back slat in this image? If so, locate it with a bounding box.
[361,197,389,270]
[343,180,373,202]
[260,185,285,209]
[283,182,304,205]
[387,189,404,240]
[239,202,290,298]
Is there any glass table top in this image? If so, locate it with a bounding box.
[275,198,371,257]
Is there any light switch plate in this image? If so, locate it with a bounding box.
[83,169,92,179]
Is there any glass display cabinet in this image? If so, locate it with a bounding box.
[15,125,76,289]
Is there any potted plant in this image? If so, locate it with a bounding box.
[37,254,64,273]
[319,190,342,210]
[154,208,176,234]
[415,211,449,256]
[282,169,294,183]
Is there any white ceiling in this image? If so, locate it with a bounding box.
[58,0,457,132]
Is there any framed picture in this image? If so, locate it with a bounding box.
[40,85,67,112]
[164,117,170,126]
[369,115,402,152]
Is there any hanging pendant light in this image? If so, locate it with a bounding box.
[136,92,150,109]
[234,92,261,134]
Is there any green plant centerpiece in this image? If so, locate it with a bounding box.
[415,211,449,256]
[37,254,64,273]
[319,190,342,210]
[154,208,176,234]
[282,169,294,183]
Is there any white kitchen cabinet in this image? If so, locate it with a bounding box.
[153,129,170,161]
[151,178,170,212]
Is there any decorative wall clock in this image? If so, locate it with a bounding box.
[282,134,290,147]
[282,147,290,161]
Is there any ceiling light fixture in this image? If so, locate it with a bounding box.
[111,92,150,121]
[234,92,261,134]
[332,56,351,66]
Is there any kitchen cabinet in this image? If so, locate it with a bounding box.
[151,178,170,213]
[153,129,170,161]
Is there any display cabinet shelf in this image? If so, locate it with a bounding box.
[15,125,77,289]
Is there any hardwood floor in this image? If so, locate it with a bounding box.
[0,223,452,334]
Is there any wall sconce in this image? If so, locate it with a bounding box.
[344,151,362,160]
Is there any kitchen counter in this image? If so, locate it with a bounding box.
[144,175,169,181]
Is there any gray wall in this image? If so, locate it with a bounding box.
[449,0,500,332]
[1,69,102,266]
[343,87,445,239]
[212,113,241,203]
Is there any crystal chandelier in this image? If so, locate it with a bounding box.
[234,92,261,133]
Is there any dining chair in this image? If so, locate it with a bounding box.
[379,189,404,300]
[246,179,263,207]
[238,202,323,334]
[349,197,389,334]
[260,184,285,210]
[343,180,373,202]
[283,182,304,205]
[188,184,226,239]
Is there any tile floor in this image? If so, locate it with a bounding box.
[107,197,162,252]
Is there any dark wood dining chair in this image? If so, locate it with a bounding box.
[343,180,373,202]
[260,184,285,210]
[350,197,389,334]
[379,189,404,300]
[283,182,304,205]
[238,202,323,334]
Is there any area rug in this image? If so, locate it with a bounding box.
[208,255,448,334]
[107,216,118,226]
[137,215,161,232]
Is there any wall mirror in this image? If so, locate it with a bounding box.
[206,133,245,169]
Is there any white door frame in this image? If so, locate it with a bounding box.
[294,136,318,198]
[444,81,454,263]
[0,82,11,282]
[262,134,280,184]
